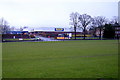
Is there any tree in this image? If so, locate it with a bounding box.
[92,16,107,39]
[0,18,10,34]
[103,24,115,39]
[110,16,118,24]
[70,12,79,40]
[20,27,23,31]
[91,19,98,37]
[78,14,93,39]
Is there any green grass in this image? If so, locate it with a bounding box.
[2,40,118,78]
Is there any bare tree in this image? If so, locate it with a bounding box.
[0,18,10,34]
[70,12,79,40]
[20,27,23,31]
[78,14,93,39]
[92,16,107,39]
[110,16,118,24]
[10,26,15,31]
[91,18,98,37]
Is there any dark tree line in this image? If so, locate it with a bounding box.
[103,24,115,39]
[70,12,118,39]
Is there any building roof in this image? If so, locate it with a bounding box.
[22,27,82,32]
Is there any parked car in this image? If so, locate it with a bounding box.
[31,36,41,40]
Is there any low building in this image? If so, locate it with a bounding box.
[30,28,82,38]
[95,28,104,37]
[89,27,104,37]
[115,26,120,37]
[7,31,29,34]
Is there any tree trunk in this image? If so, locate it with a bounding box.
[74,25,76,40]
[83,27,86,40]
[99,28,101,40]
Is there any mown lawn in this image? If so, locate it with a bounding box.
[2,40,118,78]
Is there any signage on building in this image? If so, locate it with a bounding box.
[55,28,64,31]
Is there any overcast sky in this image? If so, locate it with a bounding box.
[0,0,119,28]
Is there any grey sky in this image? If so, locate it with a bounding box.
[0,0,119,28]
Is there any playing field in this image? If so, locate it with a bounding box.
[2,40,118,78]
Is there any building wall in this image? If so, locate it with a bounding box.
[95,28,103,37]
[115,26,120,37]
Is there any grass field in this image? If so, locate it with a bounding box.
[2,40,118,78]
